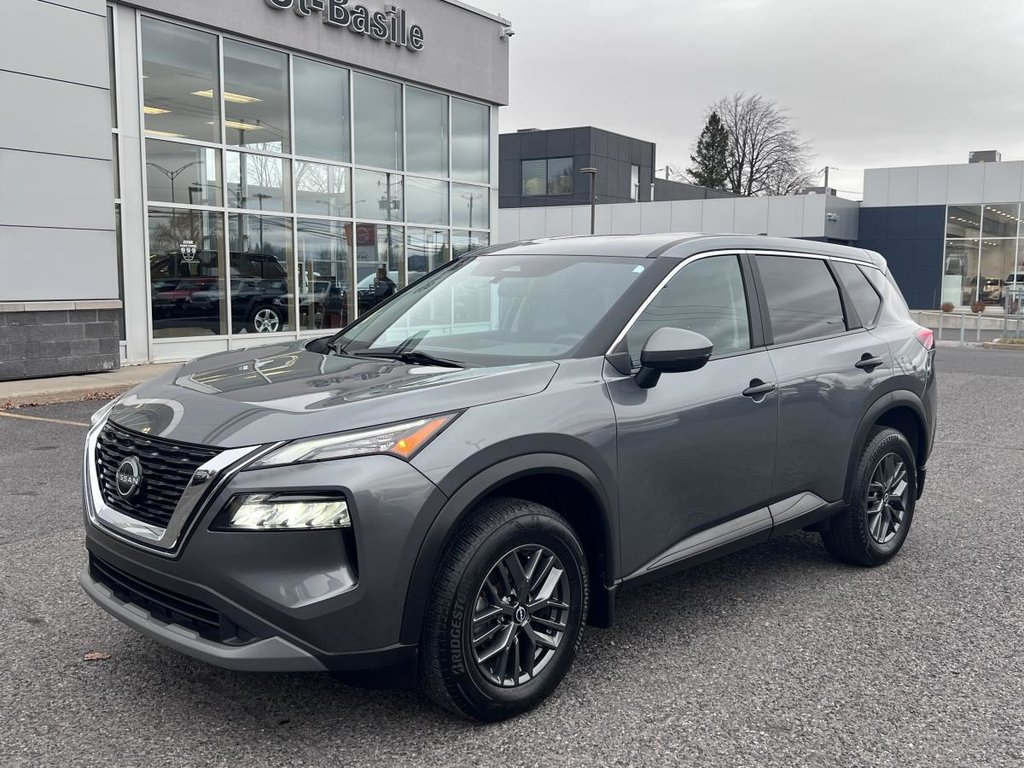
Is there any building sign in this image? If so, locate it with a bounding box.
[264,0,425,52]
[179,240,198,262]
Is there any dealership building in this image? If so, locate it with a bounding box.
[1,0,507,380]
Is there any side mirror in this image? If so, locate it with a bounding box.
[636,327,713,389]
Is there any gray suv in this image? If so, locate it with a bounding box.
[80,234,937,721]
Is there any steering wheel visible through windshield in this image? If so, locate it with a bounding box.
[330,254,648,367]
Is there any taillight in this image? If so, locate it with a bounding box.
[915,327,934,350]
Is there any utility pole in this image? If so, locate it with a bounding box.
[823,166,830,194]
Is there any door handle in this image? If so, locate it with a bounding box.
[855,353,885,371]
[742,379,777,399]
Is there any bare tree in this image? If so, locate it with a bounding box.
[713,93,815,196]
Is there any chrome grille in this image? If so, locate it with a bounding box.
[95,421,219,529]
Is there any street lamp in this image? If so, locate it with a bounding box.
[147,160,199,205]
[581,167,598,235]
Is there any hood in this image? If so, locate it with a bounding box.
[108,341,557,448]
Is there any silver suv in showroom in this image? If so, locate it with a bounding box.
[81,234,937,720]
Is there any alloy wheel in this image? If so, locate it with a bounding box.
[470,545,570,688]
[866,452,909,545]
[253,308,281,333]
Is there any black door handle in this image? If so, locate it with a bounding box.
[855,354,885,371]
[742,379,777,399]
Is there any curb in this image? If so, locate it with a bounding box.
[981,342,1024,351]
[1,385,135,410]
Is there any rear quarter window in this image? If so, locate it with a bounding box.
[832,260,882,326]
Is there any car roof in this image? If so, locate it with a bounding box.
[480,233,886,269]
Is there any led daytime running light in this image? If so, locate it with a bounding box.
[226,494,350,530]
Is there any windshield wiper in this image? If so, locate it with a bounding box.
[324,338,348,356]
[359,350,465,368]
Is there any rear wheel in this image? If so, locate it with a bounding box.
[420,497,588,721]
[822,427,917,566]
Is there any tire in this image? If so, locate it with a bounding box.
[420,497,589,721]
[822,427,917,566]
[249,305,282,334]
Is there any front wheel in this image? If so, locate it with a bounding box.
[822,427,917,566]
[420,497,589,721]
[249,306,282,333]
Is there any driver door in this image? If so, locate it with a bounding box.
[605,254,779,578]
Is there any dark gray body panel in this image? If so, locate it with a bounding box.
[79,233,937,674]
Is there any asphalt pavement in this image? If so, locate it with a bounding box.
[0,346,1022,767]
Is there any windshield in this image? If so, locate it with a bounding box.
[330,254,647,366]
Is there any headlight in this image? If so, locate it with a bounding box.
[90,398,118,427]
[250,413,458,468]
[219,494,350,530]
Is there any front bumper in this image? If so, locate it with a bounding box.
[82,422,446,672]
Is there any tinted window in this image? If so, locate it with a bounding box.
[293,57,349,162]
[353,74,402,170]
[626,255,751,368]
[832,261,881,326]
[757,255,846,344]
[223,40,289,153]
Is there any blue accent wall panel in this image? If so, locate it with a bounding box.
[856,205,945,309]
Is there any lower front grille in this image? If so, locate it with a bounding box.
[89,555,257,645]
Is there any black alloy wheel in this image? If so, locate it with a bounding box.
[470,544,570,687]
[420,497,588,721]
[821,426,917,566]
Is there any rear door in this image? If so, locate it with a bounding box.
[607,253,778,578]
[752,252,893,506]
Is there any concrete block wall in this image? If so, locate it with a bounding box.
[0,303,121,381]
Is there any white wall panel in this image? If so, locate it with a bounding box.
[639,202,672,233]
[0,151,115,230]
[571,207,592,236]
[916,165,949,206]
[862,169,889,207]
[734,197,769,235]
[0,0,108,88]
[610,204,642,234]
[701,199,736,233]
[982,162,1023,203]
[766,196,805,237]
[0,227,117,300]
[888,167,920,207]
[545,207,573,237]
[669,201,702,232]
[946,163,985,204]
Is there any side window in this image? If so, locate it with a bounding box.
[832,261,882,326]
[626,255,751,368]
[756,255,846,344]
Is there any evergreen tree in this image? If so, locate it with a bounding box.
[687,111,730,190]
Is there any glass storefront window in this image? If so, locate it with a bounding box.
[451,98,489,183]
[407,228,450,279]
[981,203,1021,239]
[295,162,351,217]
[149,208,226,337]
[355,169,403,221]
[297,219,353,330]
[407,87,448,177]
[942,239,980,306]
[355,223,404,314]
[979,239,1020,306]
[406,177,448,226]
[452,184,488,229]
[451,230,488,258]
[353,74,402,170]
[946,205,982,239]
[293,57,350,162]
[227,214,293,333]
[223,40,290,153]
[141,19,220,142]
[146,140,221,206]
[227,152,290,212]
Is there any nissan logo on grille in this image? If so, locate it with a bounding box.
[115,457,143,500]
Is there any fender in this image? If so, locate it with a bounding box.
[844,390,928,501]
[399,453,617,644]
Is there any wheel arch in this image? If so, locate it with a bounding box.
[399,454,617,645]
[845,391,929,501]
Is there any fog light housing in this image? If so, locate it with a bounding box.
[220,494,350,530]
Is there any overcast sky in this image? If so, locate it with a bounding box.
[468,0,1024,199]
